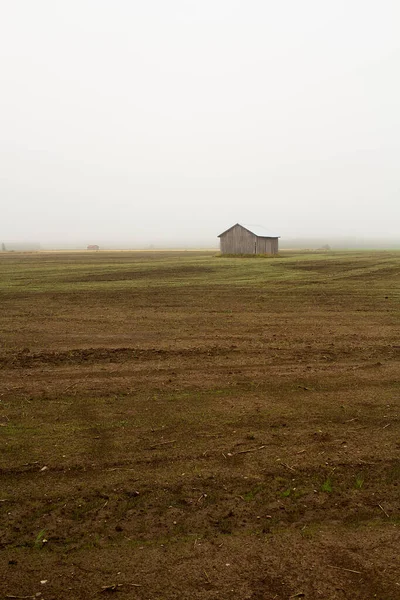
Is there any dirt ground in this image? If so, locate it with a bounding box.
[0,250,399,599]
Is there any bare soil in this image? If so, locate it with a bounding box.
[0,250,399,600]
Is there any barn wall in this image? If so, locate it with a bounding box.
[220,225,256,254]
[256,237,279,254]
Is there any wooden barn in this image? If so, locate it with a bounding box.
[218,223,279,255]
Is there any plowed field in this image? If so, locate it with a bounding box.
[0,250,399,599]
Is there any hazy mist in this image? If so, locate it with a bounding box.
[1,1,399,249]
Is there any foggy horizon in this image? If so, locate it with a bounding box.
[1,1,400,247]
[2,233,400,252]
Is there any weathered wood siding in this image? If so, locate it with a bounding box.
[256,237,278,254]
[219,224,256,254]
[219,224,279,254]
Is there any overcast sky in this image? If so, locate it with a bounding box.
[1,1,399,246]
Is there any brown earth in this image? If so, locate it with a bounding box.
[0,250,399,600]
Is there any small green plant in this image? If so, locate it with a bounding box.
[244,485,263,501]
[354,474,364,489]
[34,529,47,549]
[321,478,333,493]
[281,488,291,498]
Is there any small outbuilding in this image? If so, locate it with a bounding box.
[218,223,279,255]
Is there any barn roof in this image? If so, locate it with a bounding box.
[218,223,280,238]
